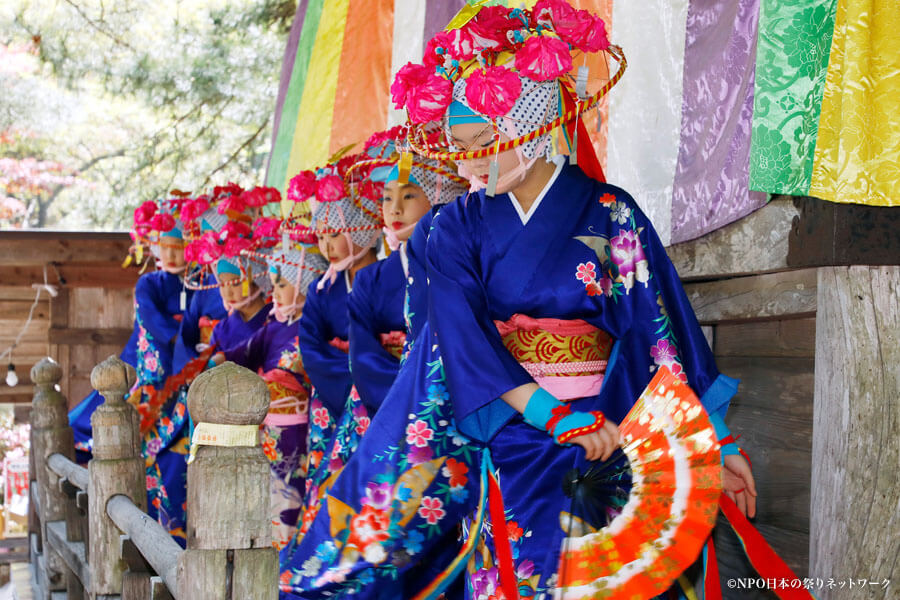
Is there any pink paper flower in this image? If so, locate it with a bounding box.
[223,236,251,258]
[444,27,476,61]
[578,14,610,52]
[287,170,318,202]
[134,200,157,226]
[468,6,521,51]
[217,192,247,215]
[220,220,251,241]
[315,175,346,203]
[242,186,280,208]
[464,66,522,117]
[149,212,175,232]
[391,63,453,124]
[423,31,453,67]
[252,217,280,241]
[212,182,244,201]
[516,35,573,81]
[191,233,223,265]
[364,126,404,153]
[357,178,383,203]
[179,197,209,223]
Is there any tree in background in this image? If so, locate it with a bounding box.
[0,0,295,229]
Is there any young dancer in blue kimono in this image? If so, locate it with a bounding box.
[213,241,327,549]
[292,140,469,552]
[280,4,756,599]
[69,203,191,460]
[294,158,384,533]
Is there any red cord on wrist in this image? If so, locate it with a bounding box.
[545,404,572,435]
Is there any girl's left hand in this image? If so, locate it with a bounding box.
[723,453,757,518]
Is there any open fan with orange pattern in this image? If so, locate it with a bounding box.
[555,365,722,600]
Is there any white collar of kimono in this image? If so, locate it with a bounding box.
[507,155,565,226]
[344,268,352,293]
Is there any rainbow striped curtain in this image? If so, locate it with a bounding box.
[265,0,899,245]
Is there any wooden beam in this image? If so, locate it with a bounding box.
[0,264,140,288]
[0,231,131,265]
[48,327,133,346]
[668,197,799,280]
[684,268,818,324]
[810,266,899,597]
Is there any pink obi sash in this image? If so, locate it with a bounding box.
[494,313,614,400]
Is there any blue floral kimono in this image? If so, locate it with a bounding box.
[145,303,270,545]
[223,313,311,549]
[301,251,408,514]
[297,274,353,520]
[280,164,735,598]
[172,278,226,375]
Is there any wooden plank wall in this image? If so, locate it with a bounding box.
[0,286,51,404]
[50,287,133,408]
[682,267,817,599]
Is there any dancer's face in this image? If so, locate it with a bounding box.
[217,272,250,304]
[449,122,522,195]
[318,232,352,264]
[382,181,430,242]
[269,271,299,307]
[158,239,186,270]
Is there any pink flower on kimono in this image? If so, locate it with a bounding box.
[391,63,453,124]
[418,496,446,524]
[464,66,521,117]
[668,361,689,383]
[470,566,500,598]
[287,170,318,202]
[355,415,370,436]
[610,229,649,289]
[516,559,535,579]
[144,354,158,372]
[348,505,391,548]
[515,35,573,82]
[408,444,433,465]
[330,438,342,459]
[138,336,149,352]
[362,482,393,510]
[145,437,162,455]
[575,261,596,283]
[179,197,209,223]
[405,419,434,448]
[312,407,330,429]
[315,175,345,204]
[650,339,678,367]
[149,212,175,233]
[146,475,159,489]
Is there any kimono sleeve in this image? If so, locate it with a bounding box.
[584,192,737,424]
[222,322,267,372]
[173,290,203,372]
[298,279,352,414]
[426,204,532,442]
[134,274,180,346]
[347,267,400,412]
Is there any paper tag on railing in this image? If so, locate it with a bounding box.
[187,422,260,464]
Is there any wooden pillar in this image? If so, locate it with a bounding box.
[30,357,76,592]
[177,362,277,600]
[88,355,145,596]
[811,266,899,598]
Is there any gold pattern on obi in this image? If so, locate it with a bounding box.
[495,316,614,378]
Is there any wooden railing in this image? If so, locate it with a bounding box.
[28,355,277,600]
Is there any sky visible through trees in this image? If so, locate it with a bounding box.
[0,0,295,229]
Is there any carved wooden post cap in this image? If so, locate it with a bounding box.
[187,362,269,426]
[31,357,62,386]
[90,355,136,402]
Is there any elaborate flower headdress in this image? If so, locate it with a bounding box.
[181,184,281,294]
[127,191,190,268]
[391,0,626,193]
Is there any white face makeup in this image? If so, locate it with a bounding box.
[381,181,431,243]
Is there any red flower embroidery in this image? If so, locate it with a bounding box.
[442,458,469,488]
[418,496,446,524]
[347,505,391,548]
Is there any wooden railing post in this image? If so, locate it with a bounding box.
[30,357,76,592]
[88,355,145,596]
[177,362,277,600]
